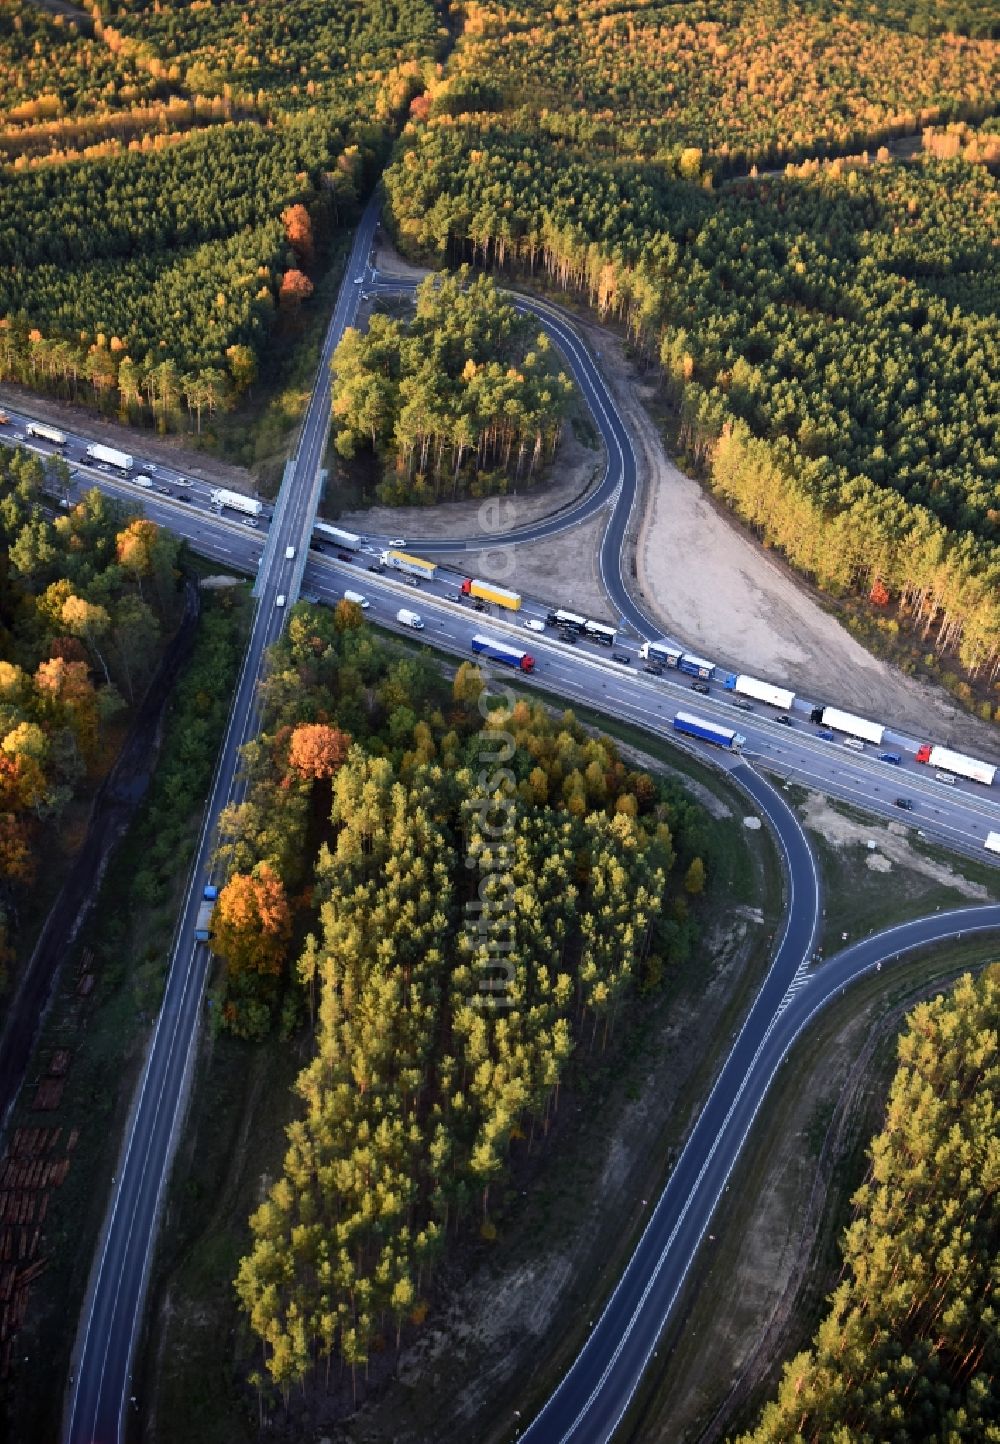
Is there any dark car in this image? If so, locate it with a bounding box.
[895,797,914,811]
[644,662,664,676]
[775,714,793,726]
[157,486,172,496]
[337,551,353,562]
[473,600,488,612]
[690,680,710,695]
[176,495,192,503]
[734,700,754,712]
[558,629,578,644]
[612,652,630,665]
[817,727,835,740]
[879,752,902,765]
[367,563,383,573]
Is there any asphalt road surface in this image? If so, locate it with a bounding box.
[0,207,994,1443]
[62,198,380,1444]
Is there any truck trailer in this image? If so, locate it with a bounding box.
[812,705,885,747]
[547,608,587,632]
[461,578,522,611]
[85,442,133,471]
[985,832,1000,856]
[915,743,996,787]
[194,885,217,942]
[676,652,716,680]
[673,710,745,752]
[26,421,67,446]
[382,549,438,580]
[640,640,684,668]
[471,634,535,673]
[723,673,795,710]
[210,487,263,518]
[314,521,362,551]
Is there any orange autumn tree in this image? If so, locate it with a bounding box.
[281,203,314,266]
[116,518,160,585]
[279,269,314,306]
[287,723,350,781]
[211,862,291,977]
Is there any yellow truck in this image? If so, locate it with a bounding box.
[461,577,522,611]
[381,549,438,580]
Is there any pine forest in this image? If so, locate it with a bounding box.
[383,0,1000,683]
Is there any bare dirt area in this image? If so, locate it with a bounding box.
[0,382,258,495]
[799,792,990,902]
[334,416,605,546]
[583,328,1000,758]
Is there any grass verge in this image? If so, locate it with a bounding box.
[0,581,250,1444]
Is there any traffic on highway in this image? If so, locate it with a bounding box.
[1,202,997,1444]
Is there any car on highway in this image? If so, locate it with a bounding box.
[935,772,956,785]
[177,495,192,503]
[775,714,793,726]
[558,629,578,643]
[612,652,630,665]
[275,594,286,608]
[734,700,754,711]
[643,661,663,675]
[134,475,154,489]
[525,618,546,632]
[353,276,363,284]
[816,727,835,740]
[285,545,296,559]
[879,752,902,764]
[473,600,487,611]
[343,589,370,609]
[895,797,914,810]
[367,562,383,572]
[405,576,420,587]
[388,537,406,548]
[337,550,354,561]
[690,680,710,694]
[242,519,258,528]
[146,463,158,473]
[157,486,172,495]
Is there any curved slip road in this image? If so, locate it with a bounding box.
[518,888,1000,1444]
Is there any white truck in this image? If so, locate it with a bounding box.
[915,743,996,787]
[344,590,370,609]
[723,673,796,710]
[985,832,1000,856]
[210,487,263,518]
[86,442,133,471]
[26,421,67,446]
[396,608,424,629]
[812,704,885,747]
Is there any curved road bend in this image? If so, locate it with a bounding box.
[520,887,1000,1444]
[372,278,662,639]
[64,198,380,1444]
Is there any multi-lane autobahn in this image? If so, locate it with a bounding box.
[1,207,996,1444]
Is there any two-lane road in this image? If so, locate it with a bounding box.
[63,198,379,1444]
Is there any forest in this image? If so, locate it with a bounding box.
[734,968,1000,1443]
[331,270,574,503]
[0,0,443,427]
[205,599,706,1396]
[0,444,181,991]
[384,2,1000,687]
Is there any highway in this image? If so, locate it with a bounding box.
[0,210,994,1443]
[61,198,380,1444]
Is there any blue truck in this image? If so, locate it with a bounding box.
[194,884,218,942]
[673,710,745,753]
[471,634,536,673]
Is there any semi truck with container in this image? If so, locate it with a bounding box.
[86,442,133,471]
[985,832,1000,855]
[314,521,362,551]
[673,710,745,753]
[809,704,885,746]
[26,421,67,446]
[210,487,263,518]
[396,608,424,629]
[382,549,438,581]
[194,884,218,942]
[461,578,522,611]
[915,743,996,787]
[471,635,535,673]
[722,673,796,710]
